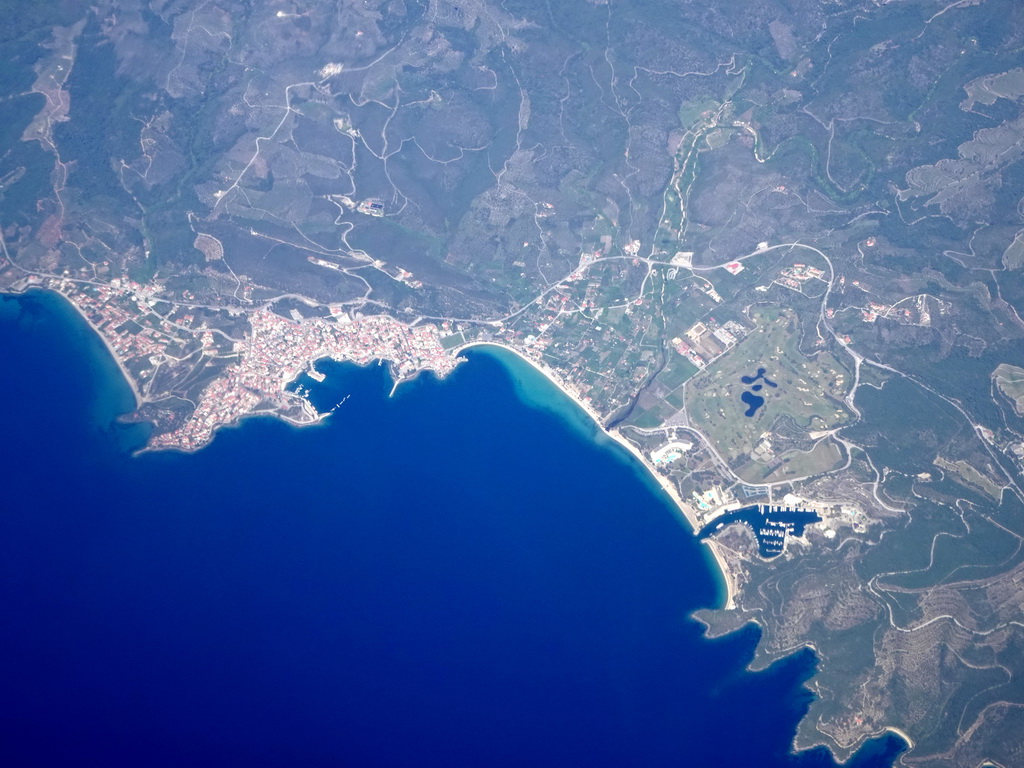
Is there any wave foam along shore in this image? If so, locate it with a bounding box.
[457,341,737,611]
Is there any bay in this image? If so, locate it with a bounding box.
[0,291,905,767]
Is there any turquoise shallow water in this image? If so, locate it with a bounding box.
[0,291,905,767]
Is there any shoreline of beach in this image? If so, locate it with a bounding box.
[459,341,738,611]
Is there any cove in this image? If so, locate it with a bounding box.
[0,291,905,767]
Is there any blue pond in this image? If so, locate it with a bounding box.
[741,367,778,416]
[0,292,905,768]
[741,367,778,388]
[742,390,765,417]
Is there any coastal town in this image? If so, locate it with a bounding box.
[4,272,458,452]
[6,262,768,611]
[152,310,457,450]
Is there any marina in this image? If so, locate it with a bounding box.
[698,504,822,558]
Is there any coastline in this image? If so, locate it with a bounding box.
[2,287,740,612]
[132,402,329,458]
[459,341,738,611]
[44,288,145,411]
[883,727,914,750]
[795,715,914,764]
[3,288,924,760]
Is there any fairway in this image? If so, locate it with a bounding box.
[686,308,852,470]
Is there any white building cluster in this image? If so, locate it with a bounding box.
[152,311,457,451]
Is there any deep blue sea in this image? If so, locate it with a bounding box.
[0,291,906,767]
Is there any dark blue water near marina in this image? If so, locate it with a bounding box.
[0,292,905,767]
[699,506,823,559]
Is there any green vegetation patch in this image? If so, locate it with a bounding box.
[660,358,699,390]
[993,363,1024,414]
[686,307,852,465]
[664,390,686,410]
[633,401,675,429]
[934,456,1003,501]
[1001,231,1024,269]
[441,332,465,351]
[678,97,720,127]
[761,439,844,483]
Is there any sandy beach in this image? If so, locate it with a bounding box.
[883,727,915,749]
[22,302,741,612]
[705,541,737,610]
[52,289,145,410]
[459,341,739,611]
